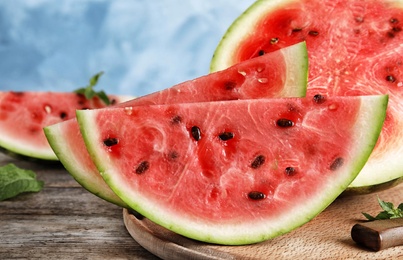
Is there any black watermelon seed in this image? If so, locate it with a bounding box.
[135,161,150,174]
[224,81,237,90]
[387,31,395,38]
[313,94,326,104]
[171,115,182,124]
[218,132,234,141]
[330,157,344,171]
[308,30,319,36]
[292,28,303,33]
[390,18,399,24]
[258,50,265,56]
[251,155,266,169]
[60,111,67,119]
[285,167,296,176]
[276,118,294,127]
[386,75,396,82]
[393,26,402,33]
[103,137,119,147]
[191,126,201,141]
[248,191,266,200]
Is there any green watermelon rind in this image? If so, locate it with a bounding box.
[0,93,133,161]
[272,41,308,97]
[212,39,309,98]
[342,176,403,196]
[210,0,296,73]
[210,0,403,191]
[42,42,308,208]
[76,95,387,245]
[0,136,57,161]
[43,120,129,208]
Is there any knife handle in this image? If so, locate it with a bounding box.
[351,218,403,251]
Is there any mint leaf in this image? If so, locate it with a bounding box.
[362,212,377,221]
[378,197,394,212]
[0,163,44,201]
[89,71,103,87]
[362,196,403,220]
[95,90,110,105]
[74,71,111,105]
[374,211,393,220]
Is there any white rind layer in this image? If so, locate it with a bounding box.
[210,0,403,189]
[76,95,387,245]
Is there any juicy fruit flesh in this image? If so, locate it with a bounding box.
[45,119,128,207]
[103,99,359,221]
[127,41,308,104]
[45,42,308,206]
[212,0,403,187]
[77,95,387,244]
[0,92,98,147]
[0,91,118,159]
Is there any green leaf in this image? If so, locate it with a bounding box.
[96,90,110,105]
[0,163,44,201]
[89,71,103,87]
[362,196,403,221]
[84,86,96,99]
[378,197,394,212]
[374,211,392,220]
[74,71,111,105]
[362,212,377,221]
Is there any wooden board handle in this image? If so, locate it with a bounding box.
[351,218,403,251]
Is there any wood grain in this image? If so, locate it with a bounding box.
[1,151,403,259]
[0,153,159,259]
[124,182,403,259]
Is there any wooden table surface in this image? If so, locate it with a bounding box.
[1,151,403,260]
[0,153,159,259]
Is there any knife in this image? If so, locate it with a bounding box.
[351,218,403,251]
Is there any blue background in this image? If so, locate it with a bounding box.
[0,0,254,97]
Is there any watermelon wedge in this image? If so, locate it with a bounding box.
[76,95,387,245]
[45,42,308,207]
[210,0,403,190]
[0,91,130,160]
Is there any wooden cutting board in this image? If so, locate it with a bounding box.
[123,184,403,259]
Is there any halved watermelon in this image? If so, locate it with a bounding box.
[210,0,403,190]
[45,42,308,207]
[0,91,130,160]
[76,95,387,245]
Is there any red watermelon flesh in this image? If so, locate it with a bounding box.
[45,42,308,206]
[76,95,387,245]
[46,118,129,207]
[0,91,130,160]
[210,0,403,188]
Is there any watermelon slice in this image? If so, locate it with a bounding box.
[45,42,308,207]
[210,0,403,190]
[76,95,387,245]
[0,91,130,160]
